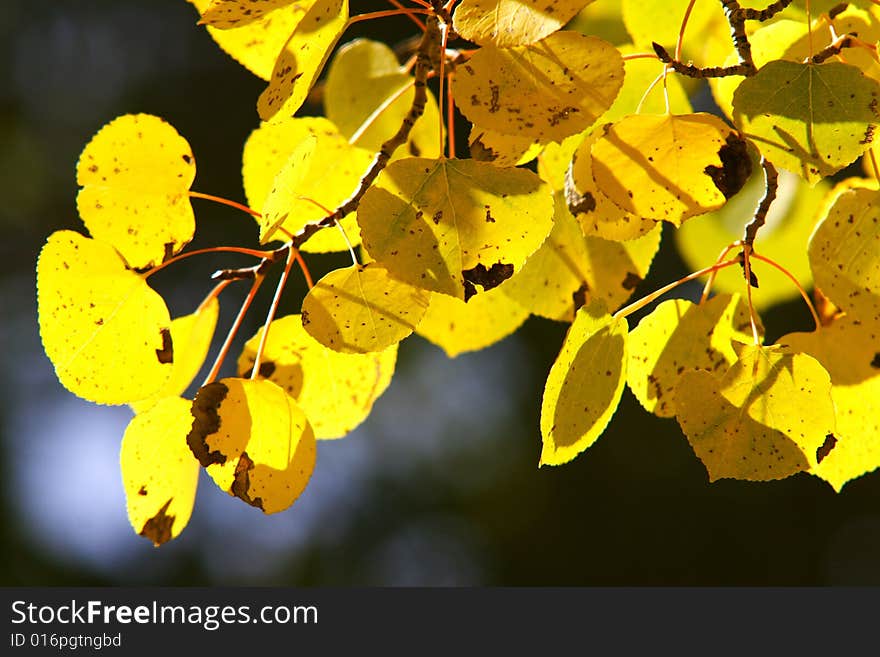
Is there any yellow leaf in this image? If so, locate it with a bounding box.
[257,133,317,242]
[199,0,300,28]
[453,31,624,143]
[301,264,430,353]
[568,131,657,240]
[732,61,880,184]
[674,345,836,482]
[324,38,441,159]
[238,314,397,439]
[504,192,660,321]
[453,0,594,47]
[187,0,310,80]
[627,294,756,418]
[468,127,541,167]
[76,114,195,269]
[257,0,349,121]
[416,287,529,358]
[189,378,316,514]
[37,231,173,405]
[540,300,628,466]
[130,297,220,414]
[780,316,880,491]
[121,396,199,546]
[358,157,554,300]
[809,186,880,319]
[591,113,752,226]
[622,0,725,67]
[242,117,368,252]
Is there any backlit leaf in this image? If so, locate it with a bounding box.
[37,231,173,405]
[121,396,199,546]
[540,300,628,466]
[504,192,660,321]
[453,0,593,47]
[808,186,880,318]
[568,131,657,240]
[324,39,441,159]
[627,294,756,418]
[622,0,725,66]
[301,264,430,353]
[674,345,836,482]
[238,314,397,439]
[243,117,367,251]
[416,286,529,357]
[189,378,316,514]
[358,157,554,300]
[453,31,624,143]
[591,113,752,225]
[675,166,828,311]
[187,0,310,80]
[200,0,300,28]
[76,114,195,269]
[732,61,880,184]
[469,127,541,167]
[781,316,880,491]
[257,0,349,121]
[130,298,220,414]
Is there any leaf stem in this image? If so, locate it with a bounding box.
[347,8,430,27]
[250,247,296,380]
[349,78,415,146]
[189,190,261,218]
[198,279,233,313]
[202,273,267,386]
[385,0,426,30]
[446,71,456,158]
[145,246,271,278]
[750,252,822,330]
[622,52,661,61]
[700,241,742,303]
[613,257,741,321]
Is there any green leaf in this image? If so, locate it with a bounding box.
[540,300,628,466]
[732,61,880,184]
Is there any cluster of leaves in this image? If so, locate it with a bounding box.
[36,0,880,546]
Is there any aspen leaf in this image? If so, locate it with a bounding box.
[416,287,529,358]
[121,396,199,546]
[808,186,880,318]
[76,114,196,269]
[453,32,624,143]
[591,113,752,226]
[199,0,301,28]
[257,0,348,121]
[358,157,554,300]
[469,127,541,168]
[504,192,660,321]
[540,300,628,466]
[675,167,828,311]
[301,264,430,354]
[622,0,724,64]
[188,0,310,80]
[243,118,367,252]
[732,61,880,184]
[188,378,316,514]
[674,345,836,482]
[130,298,220,414]
[324,39,441,159]
[238,314,397,439]
[37,231,173,405]
[781,316,880,491]
[568,131,657,240]
[452,0,594,48]
[627,294,757,418]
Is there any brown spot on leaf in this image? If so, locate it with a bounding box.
[259,361,276,377]
[816,433,838,464]
[301,309,310,326]
[138,486,148,496]
[231,451,264,511]
[568,189,596,215]
[621,272,642,290]
[155,327,173,364]
[182,153,193,164]
[704,133,752,199]
[462,262,514,301]
[871,353,880,369]
[572,283,590,311]
[469,133,496,162]
[163,242,176,263]
[489,85,500,113]
[140,499,175,547]
[187,382,229,467]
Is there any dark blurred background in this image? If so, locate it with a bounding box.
[3,0,879,586]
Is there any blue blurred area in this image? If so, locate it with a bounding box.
[3,0,880,586]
